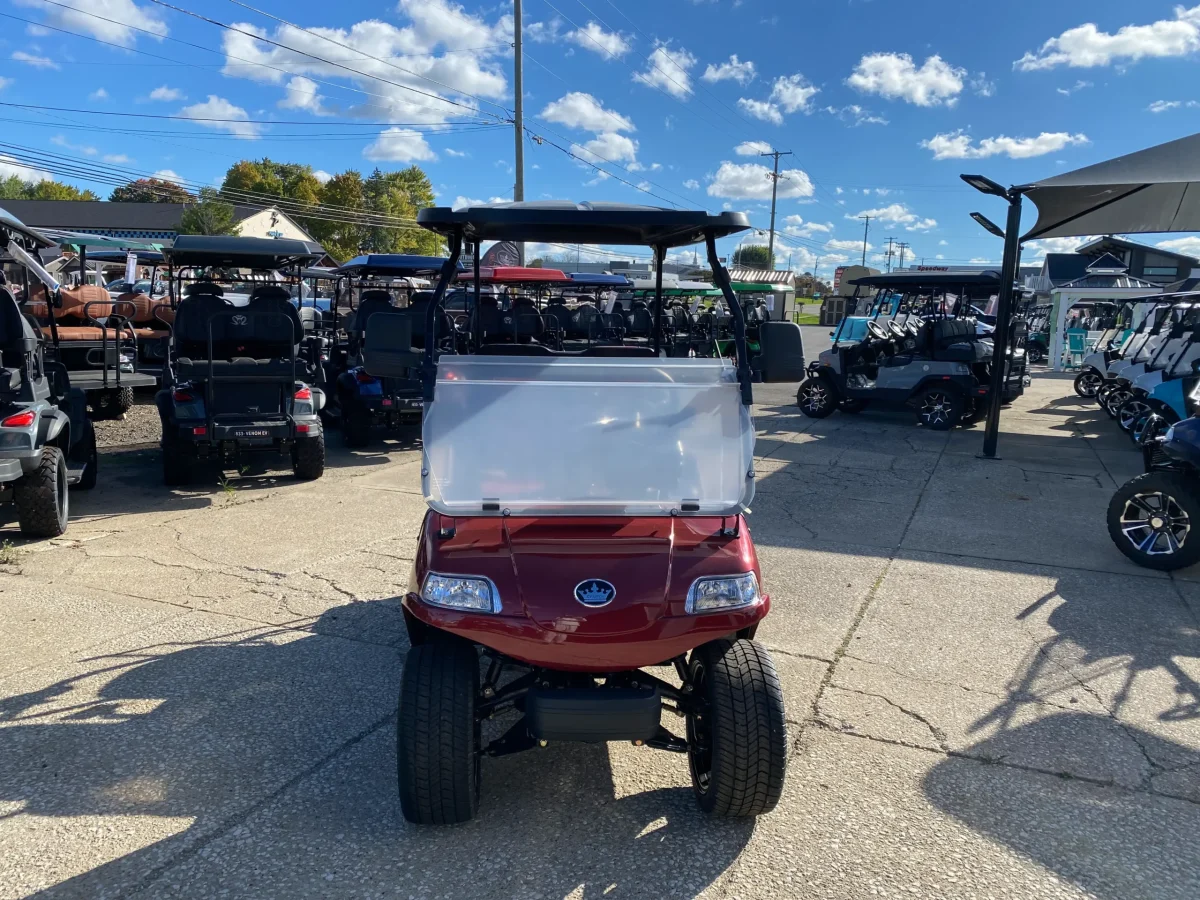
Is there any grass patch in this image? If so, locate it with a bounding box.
[793,313,821,325]
[0,540,22,565]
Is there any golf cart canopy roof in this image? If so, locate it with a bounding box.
[334,254,462,277]
[41,230,164,252]
[83,249,166,263]
[458,266,571,283]
[0,205,53,248]
[567,272,633,287]
[300,266,337,280]
[418,202,750,248]
[851,271,1002,289]
[165,235,322,269]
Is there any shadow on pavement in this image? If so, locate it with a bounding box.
[1,602,751,898]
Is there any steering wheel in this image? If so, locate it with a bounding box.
[867,320,889,341]
[906,318,923,335]
[887,319,907,339]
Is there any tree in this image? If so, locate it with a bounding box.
[110,178,193,203]
[178,188,238,236]
[361,166,441,256]
[527,258,544,268]
[733,244,772,268]
[221,158,322,230]
[0,176,99,201]
[308,171,367,263]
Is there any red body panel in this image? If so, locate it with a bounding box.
[403,512,768,672]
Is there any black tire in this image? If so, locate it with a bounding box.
[343,404,371,447]
[1107,471,1200,571]
[89,386,134,420]
[77,425,98,491]
[1102,387,1132,419]
[291,433,325,480]
[796,377,837,418]
[14,446,68,538]
[1074,370,1103,398]
[687,638,787,818]
[161,431,194,486]
[397,640,481,825]
[916,386,964,430]
[839,398,868,414]
[1116,396,1151,434]
[1027,344,1045,365]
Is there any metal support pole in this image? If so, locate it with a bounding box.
[421,232,463,401]
[706,232,753,407]
[980,192,1025,459]
[513,0,524,203]
[473,240,482,347]
[652,245,664,355]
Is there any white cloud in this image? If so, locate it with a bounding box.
[1157,236,1200,257]
[707,161,813,200]
[683,179,700,190]
[782,215,834,238]
[1057,80,1093,96]
[313,169,332,184]
[103,154,130,164]
[735,140,773,156]
[971,73,996,97]
[1015,5,1200,71]
[0,154,51,183]
[566,21,630,58]
[152,169,184,184]
[540,92,634,132]
[11,51,59,70]
[363,127,436,162]
[444,148,467,158]
[0,77,13,92]
[13,0,168,48]
[572,131,638,166]
[827,238,871,252]
[737,98,782,124]
[847,52,965,106]
[823,104,888,126]
[938,239,948,246]
[1022,236,1096,259]
[736,73,819,125]
[51,135,98,156]
[89,87,108,100]
[921,129,1088,160]
[633,45,697,99]
[849,203,937,232]
[453,195,508,209]
[148,85,184,102]
[702,54,756,85]
[969,258,994,265]
[278,76,327,114]
[178,95,262,139]
[1149,99,1200,112]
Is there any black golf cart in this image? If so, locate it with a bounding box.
[329,254,462,446]
[156,236,327,485]
[0,207,98,536]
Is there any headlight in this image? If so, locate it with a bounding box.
[686,573,761,614]
[1166,425,1176,441]
[420,573,500,613]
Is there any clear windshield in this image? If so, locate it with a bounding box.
[421,356,755,516]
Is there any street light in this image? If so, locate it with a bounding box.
[960,174,1009,198]
[970,212,1005,239]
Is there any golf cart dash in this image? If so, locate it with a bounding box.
[394,201,797,825]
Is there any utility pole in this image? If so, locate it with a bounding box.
[513,0,524,204]
[760,148,792,267]
[858,214,871,266]
[884,236,895,272]
[897,242,909,270]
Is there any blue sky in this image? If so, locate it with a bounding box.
[2,0,1200,269]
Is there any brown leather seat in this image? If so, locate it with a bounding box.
[58,285,114,320]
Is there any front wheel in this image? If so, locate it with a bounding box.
[1107,471,1200,570]
[14,446,68,537]
[1102,387,1132,419]
[397,640,481,825]
[1074,370,1103,398]
[687,638,787,817]
[796,377,837,419]
[1027,344,1046,365]
[1117,396,1152,434]
[916,386,964,430]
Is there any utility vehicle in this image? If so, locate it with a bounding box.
[1075,300,1167,398]
[156,236,326,485]
[1113,300,1200,436]
[396,201,791,825]
[1094,300,1190,417]
[0,207,98,536]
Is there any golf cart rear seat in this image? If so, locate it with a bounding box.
[926,318,990,362]
[351,289,395,338]
[173,286,305,379]
[405,291,453,350]
[0,288,42,402]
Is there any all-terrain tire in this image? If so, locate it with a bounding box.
[796,377,837,418]
[343,405,371,447]
[397,640,481,825]
[1107,471,1200,571]
[291,433,325,480]
[14,446,68,538]
[77,425,98,490]
[89,386,134,420]
[161,432,194,486]
[687,638,787,818]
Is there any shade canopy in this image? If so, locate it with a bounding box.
[1020,131,1200,240]
[851,271,1002,288]
[165,235,322,269]
[418,201,750,248]
[41,230,163,252]
[334,254,461,277]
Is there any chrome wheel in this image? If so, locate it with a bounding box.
[1118,492,1190,556]
[1075,371,1103,397]
[1118,399,1151,433]
[797,379,835,417]
[921,391,953,427]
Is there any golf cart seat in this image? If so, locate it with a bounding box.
[626,300,652,337]
[510,297,545,341]
[184,281,224,299]
[171,293,234,359]
[405,291,454,350]
[568,303,600,339]
[543,299,572,332]
[472,295,508,344]
[362,311,422,375]
[351,289,395,337]
[0,287,43,402]
[241,286,303,357]
[928,318,988,362]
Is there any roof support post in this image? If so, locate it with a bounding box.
[473,239,482,349]
[422,230,463,401]
[706,231,754,406]
[981,190,1025,459]
[652,245,665,355]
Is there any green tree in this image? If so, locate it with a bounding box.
[732,244,772,268]
[0,175,28,200]
[362,167,441,255]
[221,158,322,229]
[310,170,368,263]
[178,188,238,236]
[0,175,99,200]
[110,178,193,203]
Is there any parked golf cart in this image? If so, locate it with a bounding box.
[329,254,462,446]
[395,201,788,825]
[156,236,327,485]
[1074,300,1164,398]
[0,207,98,536]
[25,232,164,418]
[797,270,1026,429]
[1093,299,1188,417]
[1113,298,1200,437]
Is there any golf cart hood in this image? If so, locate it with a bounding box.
[414,512,761,641]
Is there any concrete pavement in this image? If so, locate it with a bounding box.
[1,373,1198,899]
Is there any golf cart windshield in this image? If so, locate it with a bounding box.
[422,356,753,516]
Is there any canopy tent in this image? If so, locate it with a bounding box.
[963,130,1200,456]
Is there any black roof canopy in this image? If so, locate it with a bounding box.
[0,205,54,248]
[417,201,750,248]
[851,270,1002,289]
[164,235,322,269]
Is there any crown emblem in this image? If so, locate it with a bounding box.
[575,579,615,607]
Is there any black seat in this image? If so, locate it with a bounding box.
[928,318,986,362]
[240,286,302,359]
[568,303,601,340]
[406,290,453,350]
[471,295,506,343]
[173,294,234,360]
[510,297,544,342]
[351,289,395,338]
[543,299,572,332]
[626,300,652,338]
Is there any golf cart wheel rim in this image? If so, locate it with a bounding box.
[921,391,952,425]
[686,661,713,794]
[1107,390,1131,413]
[1119,400,1150,431]
[1079,373,1102,394]
[800,382,828,414]
[1120,491,1190,556]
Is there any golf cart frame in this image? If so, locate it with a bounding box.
[156,236,327,484]
[395,202,786,825]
